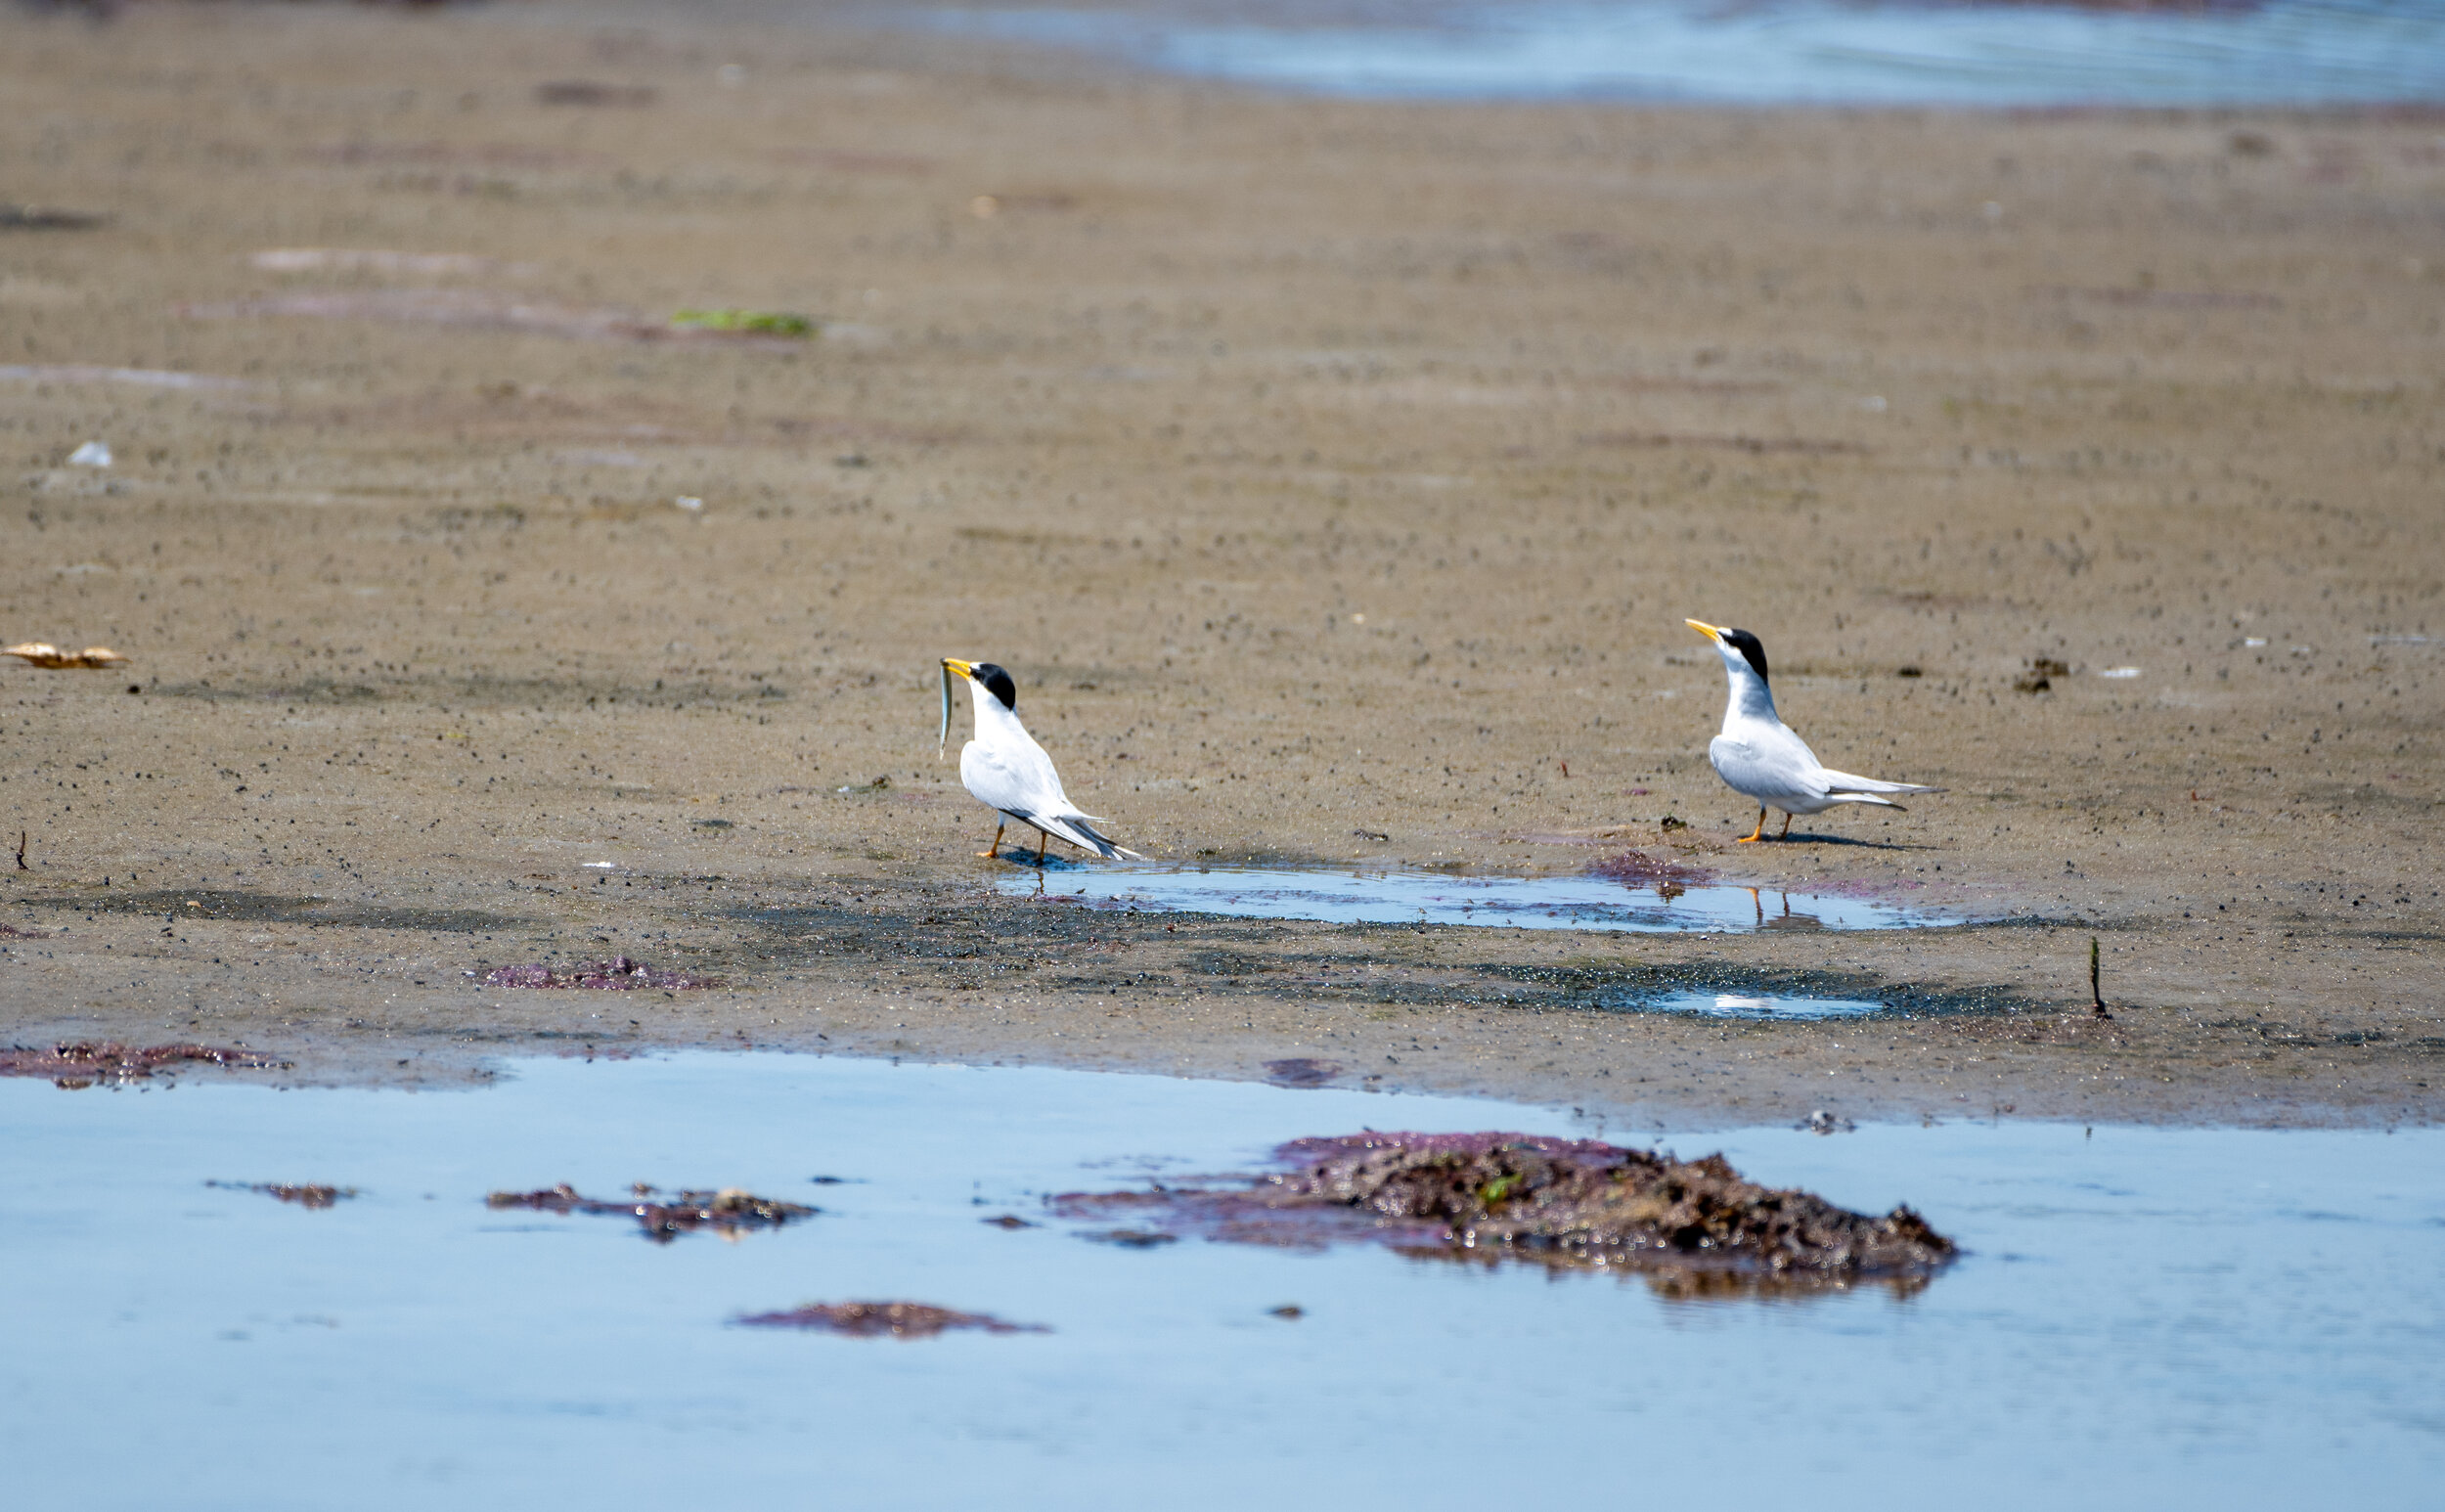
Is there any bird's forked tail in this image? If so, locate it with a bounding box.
[1819,769,1942,812]
[1040,812,1143,861]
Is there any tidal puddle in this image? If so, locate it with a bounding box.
[912,0,2445,108]
[4,1053,2438,1508]
[1644,990,1886,1020]
[1000,863,1957,933]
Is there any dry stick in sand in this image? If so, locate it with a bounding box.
[2090,936,2112,1020]
[14,830,23,871]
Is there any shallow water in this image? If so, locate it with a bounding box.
[997,862,1959,932]
[914,0,2445,107]
[4,1052,2439,1508]
[1647,987,1886,1018]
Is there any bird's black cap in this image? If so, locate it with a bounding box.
[1721,628,1768,685]
[973,662,1018,711]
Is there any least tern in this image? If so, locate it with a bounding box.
[939,657,1139,864]
[1684,620,1941,841]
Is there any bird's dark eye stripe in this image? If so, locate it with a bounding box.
[974,662,1019,711]
[1723,629,1769,685]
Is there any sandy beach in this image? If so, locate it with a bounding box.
[1,0,2438,1126]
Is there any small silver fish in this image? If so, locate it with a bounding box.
[939,658,957,756]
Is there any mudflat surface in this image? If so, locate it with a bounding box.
[1,0,2437,1125]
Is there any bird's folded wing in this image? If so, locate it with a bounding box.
[1715,734,1818,800]
[963,743,1061,814]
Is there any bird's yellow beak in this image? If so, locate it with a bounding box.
[1685,618,1722,642]
[942,658,976,679]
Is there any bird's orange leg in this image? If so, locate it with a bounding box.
[1737,807,1768,843]
[978,822,1004,860]
[1779,812,1793,840]
[1035,828,1050,868]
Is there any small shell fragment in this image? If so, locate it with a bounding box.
[5,643,129,669]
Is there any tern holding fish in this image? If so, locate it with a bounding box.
[939,657,1139,865]
[1685,619,1941,841]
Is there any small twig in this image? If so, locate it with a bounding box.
[14,830,24,871]
[2089,936,2112,1019]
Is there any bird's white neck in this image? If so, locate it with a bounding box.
[970,687,1028,742]
[1720,663,1778,729]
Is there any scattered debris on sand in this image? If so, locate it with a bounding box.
[481,956,722,990]
[0,364,244,390]
[2038,283,2282,312]
[249,247,511,277]
[534,80,658,109]
[1263,1057,1340,1088]
[5,643,128,669]
[485,1183,814,1242]
[1578,430,1867,458]
[733,1302,1047,1338]
[181,289,807,350]
[1053,1132,1955,1296]
[2016,656,2071,693]
[670,307,816,338]
[207,1180,358,1208]
[0,1041,286,1087]
[301,140,608,172]
[0,204,107,232]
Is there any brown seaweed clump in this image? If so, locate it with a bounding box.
[0,1041,286,1088]
[1054,1132,1954,1296]
[733,1302,1047,1339]
[485,1183,815,1243]
[208,1180,357,1208]
[481,956,722,990]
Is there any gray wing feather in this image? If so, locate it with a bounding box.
[964,738,1139,860]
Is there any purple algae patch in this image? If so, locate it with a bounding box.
[485,1183,814,1243]
[1081,1226,1178,1248]
[733,1302,1048,1338]
[0,1041,287,1087]
[1588,850,1716,891]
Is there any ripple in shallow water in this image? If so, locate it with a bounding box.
[999,863,1960,933]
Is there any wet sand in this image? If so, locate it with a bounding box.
[1,0,2438,1126]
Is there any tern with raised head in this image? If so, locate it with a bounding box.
[1684,620,1941,841]
[939,657,1139,865]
